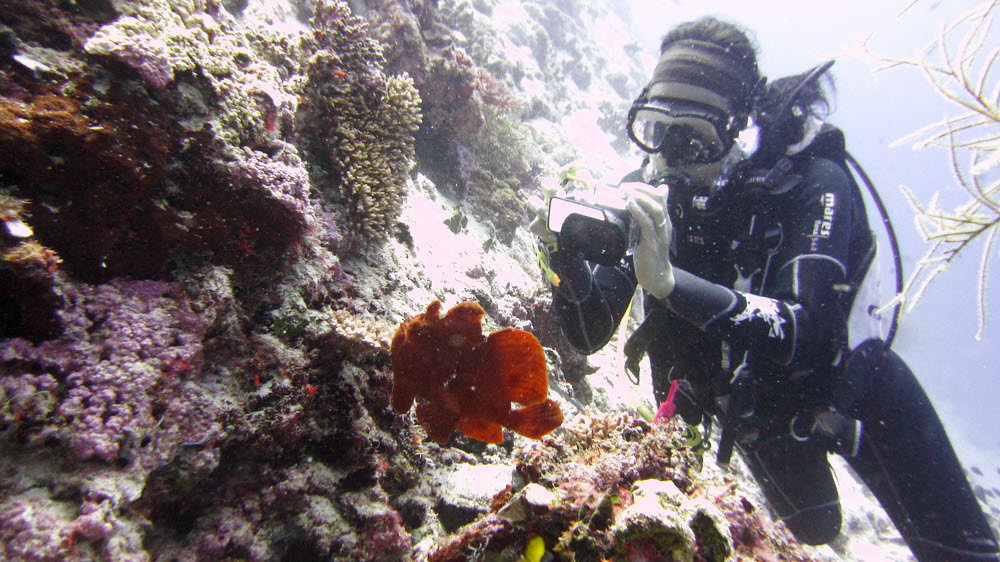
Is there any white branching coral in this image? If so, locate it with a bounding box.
[866,1,1000,339]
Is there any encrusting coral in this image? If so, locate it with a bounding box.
[0,43,315,286]
[0,279,214,463]
[83,0,302,149]
[0,279,224,561]
[311,306,396,362]
[391,300,563,445]
[0,0,431,557]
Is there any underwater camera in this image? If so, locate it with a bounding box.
[547,188,635,266]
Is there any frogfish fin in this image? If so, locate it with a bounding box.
[456,417,505,444]
[506,399,563,439]
[415,402,459,445]
[483,328,549,405]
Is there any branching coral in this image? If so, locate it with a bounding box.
[299,0,422,247]
[865,1,1000,338]
[330,73,422,245]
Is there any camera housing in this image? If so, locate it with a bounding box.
[547,195,632,266]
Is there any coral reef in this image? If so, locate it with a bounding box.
[0,279,215,462]
[0,1,426,559]
[0,75,179,282]
[0,45,314,286]
[310,306,396,362]
[364,2,542,243]
[0,278,223,561]
[427,410,824,561]
[0,265,431,561]
[83,0,303,149]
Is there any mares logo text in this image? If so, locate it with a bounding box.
[809,193,836,251]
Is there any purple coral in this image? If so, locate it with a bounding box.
[93,40,176,89]
[227,144,314,221]
[0,279,212,463]
[362,506,413,558]
[0,498,75,561]
[68,500,114,542]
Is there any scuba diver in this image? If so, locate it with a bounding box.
[528,16,1000,562]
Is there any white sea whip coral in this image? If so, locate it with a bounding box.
[866,1,1000,339]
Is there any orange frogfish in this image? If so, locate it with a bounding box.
[390,300,564,445]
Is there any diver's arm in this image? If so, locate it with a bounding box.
[549,250,636,354]
[662,268,798,365]
[662,157,854,368]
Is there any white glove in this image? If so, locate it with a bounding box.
[526,178,560,244]
[623,182,675,300]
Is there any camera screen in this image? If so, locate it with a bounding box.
[547,197,609,234]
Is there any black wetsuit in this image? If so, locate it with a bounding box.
[549,132,1000,561]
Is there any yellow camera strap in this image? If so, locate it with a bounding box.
[535,241,561,287]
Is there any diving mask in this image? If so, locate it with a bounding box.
[627,97,731,166]
[642,120,760,206]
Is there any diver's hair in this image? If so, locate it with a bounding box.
[758,70,835,146]
[659,16,761,98]
[659,17,834,148]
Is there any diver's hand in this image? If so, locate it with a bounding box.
[624,182,675,300]
[527,179,560,244]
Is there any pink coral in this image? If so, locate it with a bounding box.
[0,498,76,562]
[93,39,176,89]
[69,501,114,541]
